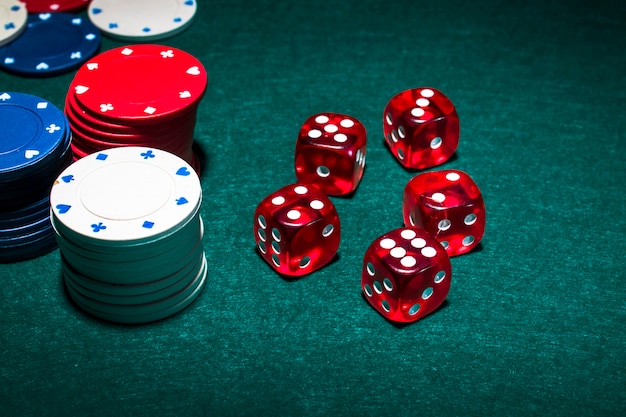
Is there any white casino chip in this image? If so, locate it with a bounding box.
[65,255,207,324]
[0,0,27,48]
[50,146,201,243]
[66,255,206,316]
[58,225,205,284]
[88,0,197,41]
[62,249,204,302]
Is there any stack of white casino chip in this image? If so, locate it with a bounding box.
[50,146,206,324]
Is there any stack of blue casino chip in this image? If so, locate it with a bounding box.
[0,92,72,262]
[50,146,207,324]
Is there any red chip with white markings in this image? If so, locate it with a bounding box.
[22,0,90,13]
[71,44,207,124]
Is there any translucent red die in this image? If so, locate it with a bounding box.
[403,169,485,256]
[295,113,367,196]
[253,183,340,277]
[383,87,459,169]
[362,227,451,323]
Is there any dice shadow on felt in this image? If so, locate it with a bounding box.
[328,170,367,199]
[251,247,341,281]
[360,292,451,328]
[466,242,484,254]
[382,139,459,172]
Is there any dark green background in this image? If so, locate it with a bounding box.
[1,0,624,415]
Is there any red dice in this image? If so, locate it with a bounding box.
[253,183,341,277]
[295,113,367,196]
[403,169,485,256]
[383,87,459,169]
[362,227,451,323]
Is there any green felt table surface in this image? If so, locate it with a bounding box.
[1,0,625,416]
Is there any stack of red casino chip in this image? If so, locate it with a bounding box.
[64,44,207,173]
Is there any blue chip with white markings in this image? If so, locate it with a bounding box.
[0,12,101,77]
[0,92,69,179]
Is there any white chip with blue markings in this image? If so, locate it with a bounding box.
[0,0,27,47]
[50,146,201,243]
[88,0,197,41]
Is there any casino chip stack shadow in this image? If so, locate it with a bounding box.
[0,92,72,262]
[65,44,207,174]
[50,146,207,324]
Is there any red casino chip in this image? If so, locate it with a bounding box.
[65,44,208,173]
[71,44,207,124]
[22,0,91,13]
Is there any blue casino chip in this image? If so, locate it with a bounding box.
[0,230,57,263]
[0,91,70,180]
[0,132,72,207]
[0,12,101,77]
[0,195,50,228]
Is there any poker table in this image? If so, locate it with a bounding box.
[1,0,624,415]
